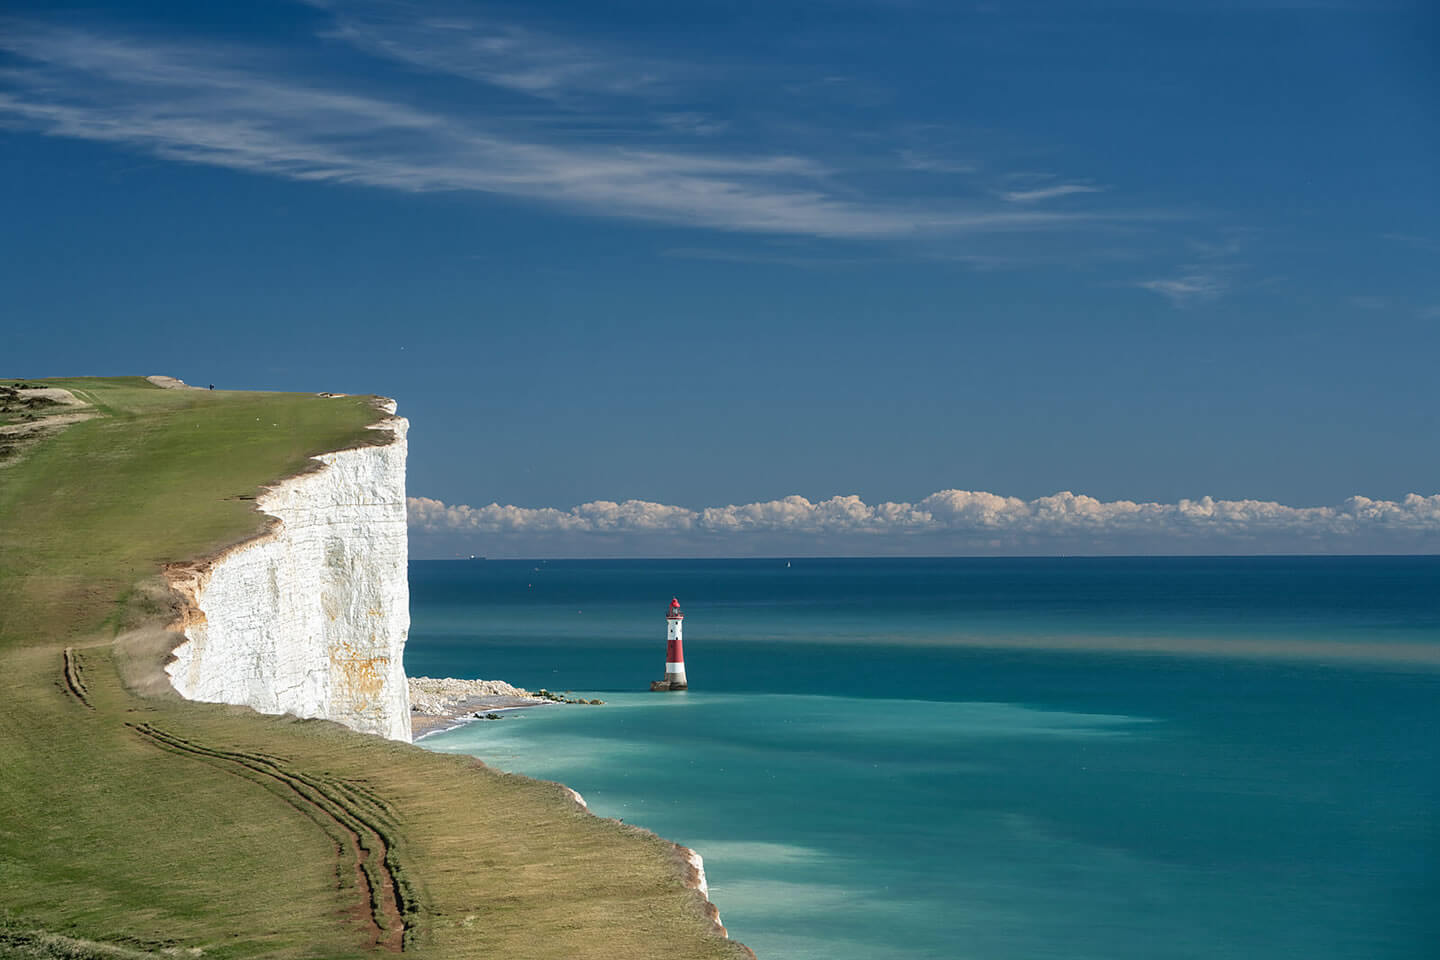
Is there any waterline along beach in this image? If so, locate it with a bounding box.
[411,557,1440,960]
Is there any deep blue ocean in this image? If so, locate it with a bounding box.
[408,557,1440,959]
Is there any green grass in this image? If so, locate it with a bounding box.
[0,378,749,960]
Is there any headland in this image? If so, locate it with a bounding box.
[0,376,751,959]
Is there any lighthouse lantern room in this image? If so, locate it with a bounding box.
[650,597,688,691]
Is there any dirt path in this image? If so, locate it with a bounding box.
[129,723,414,951]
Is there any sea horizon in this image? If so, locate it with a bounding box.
[414,552,1440,561]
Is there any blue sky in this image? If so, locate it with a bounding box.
[3,0,1438,556]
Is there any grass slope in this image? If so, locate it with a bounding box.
[0,378,747,960]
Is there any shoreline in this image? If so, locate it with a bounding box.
[407,676,590,740]
[411,695,558,740]
[406,678,749,953]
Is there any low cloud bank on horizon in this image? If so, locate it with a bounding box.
[407,490,1440,557]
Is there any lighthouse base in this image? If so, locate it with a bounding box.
[650,679,688,691]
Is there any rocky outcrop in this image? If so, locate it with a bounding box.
[674,843,753,955]
[408,676,535,714]
[406,676,555,739]
[165,400,412,742]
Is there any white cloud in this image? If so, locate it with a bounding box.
[1135,271,1228,305]
[1001,184,1105,203]
[408,490,1440,551]
[656,112,730,137]
[407,496,696,533]
[0,19,1128,241]
[317,5,672,103]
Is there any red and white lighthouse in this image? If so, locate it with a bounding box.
[651,597,688,691]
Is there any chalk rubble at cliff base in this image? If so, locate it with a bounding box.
[408,676,538,714]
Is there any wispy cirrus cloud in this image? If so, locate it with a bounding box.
[657,112,730,137]
[896,149,976,174]
[1002,183,1105,203]
[1135,270,1229,305]
[661,247,888,268]
[0,12,1139,242]
[310,0,675,103]
[407,489,1440,556]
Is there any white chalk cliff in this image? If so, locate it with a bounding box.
[166,400,412,742]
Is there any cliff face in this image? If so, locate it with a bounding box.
[166,401,412,742]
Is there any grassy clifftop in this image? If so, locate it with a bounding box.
[0,377,748,960]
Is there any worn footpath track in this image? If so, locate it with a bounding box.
[128,723,415,951]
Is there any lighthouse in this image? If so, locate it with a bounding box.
[650,597,688,691]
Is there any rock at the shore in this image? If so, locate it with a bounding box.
[534,689,601,705]
[407,677,606,739]
[408,676,533,715]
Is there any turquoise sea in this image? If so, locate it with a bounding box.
[408,558,1440,959]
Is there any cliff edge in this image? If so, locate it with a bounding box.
[164,398,412,741]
